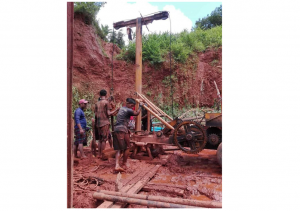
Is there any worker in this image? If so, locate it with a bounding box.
[94,89,119,159]
[113,98,142,172]
[92,96,115,154]
[74,99,89,159]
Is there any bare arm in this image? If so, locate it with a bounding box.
[107,107,120,116]
[132,105,142,116]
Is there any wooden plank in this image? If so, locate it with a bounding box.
[121,164,152,187]
[97,164,154,208]
[147,182,187,190]
[119,164,156,193]
[111,165,161,208]
[97,201,114,208]
[142,185,184,197]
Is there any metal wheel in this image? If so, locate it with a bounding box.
[173,120,207,154]
[208,133,221,146]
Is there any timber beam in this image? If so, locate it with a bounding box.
[113,11,169,29]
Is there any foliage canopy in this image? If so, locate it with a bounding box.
[195,5,222,30]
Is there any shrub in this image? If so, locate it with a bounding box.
[118,26,221,65]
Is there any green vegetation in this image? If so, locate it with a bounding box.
[117,5,222,65]
[211,59,218,66]
[74,2,109,41]
[72,86,95,145]
[109,29,126,49]
[162,75,178,88]
[195,5,222,30]
[117,26,222,65]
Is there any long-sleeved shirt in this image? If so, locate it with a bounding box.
[74,107,87,129]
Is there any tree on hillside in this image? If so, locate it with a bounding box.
[100,24,112,42]
[194,5,222,30]
[109,29,125,49]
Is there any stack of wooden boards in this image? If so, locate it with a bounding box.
[97,164,161,208]
[94,163,222,208]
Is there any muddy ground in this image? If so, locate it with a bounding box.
[72,143,222,208]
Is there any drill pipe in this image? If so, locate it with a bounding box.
[95,190,222,208]
[93,192,198,208]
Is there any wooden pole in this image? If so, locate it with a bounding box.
[67,2,74,208]
[138,92,173,121]
[93,193,197,208]
[135,18,142,131]
[95,190,221,208]
[136,99,174,130]
[136,92,161,115]
[141,93,173,121]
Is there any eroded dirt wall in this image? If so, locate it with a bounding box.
[73,14,222,109]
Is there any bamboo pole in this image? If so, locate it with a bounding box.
[137,92,172,120]
[93,193,198,208]
[136,99,174,130]
[136,92,161,115]
[95,190,222,208]
[140,93,173,121]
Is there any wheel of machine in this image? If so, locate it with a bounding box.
[217,143,222,167]
[173,120,207,154]
[208,133,221,146]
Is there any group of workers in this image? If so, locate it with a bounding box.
[73,89,149,172]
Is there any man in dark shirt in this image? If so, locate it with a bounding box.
[113,98,142,172]
[74,99,88,159]
[94,90,119,159]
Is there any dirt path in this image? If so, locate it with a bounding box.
[72,145,222,208]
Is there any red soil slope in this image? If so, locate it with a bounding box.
[73,14,222,109]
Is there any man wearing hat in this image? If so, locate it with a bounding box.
[74,99,89,159]
[113,98,143,172]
